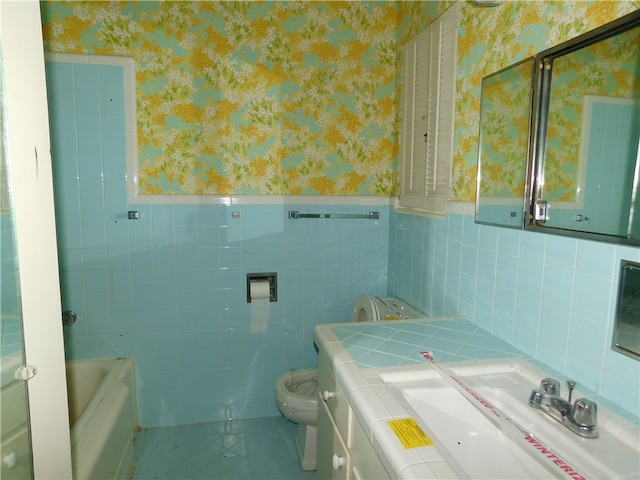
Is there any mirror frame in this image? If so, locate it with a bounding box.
[526,9,640,246]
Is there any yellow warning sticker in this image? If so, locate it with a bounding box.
[387,418,435,449]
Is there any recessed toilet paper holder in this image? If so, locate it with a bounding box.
[246,272,277,302]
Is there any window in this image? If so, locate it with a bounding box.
[398,4,458,217]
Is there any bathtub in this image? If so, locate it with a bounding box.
[66,358,138,480]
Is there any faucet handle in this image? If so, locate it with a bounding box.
[573,398,597,427]
[528,389,544,408]
[540,377,561,395]
[566,380,577,402]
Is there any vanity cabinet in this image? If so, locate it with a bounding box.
[317,353,351,479]
[317,399,350,480]
[1,381,31,479]
[349,419,389,480]
[316,353,390,480]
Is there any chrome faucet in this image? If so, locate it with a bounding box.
[528,377,598,438]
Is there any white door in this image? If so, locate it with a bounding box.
[0,2,72,478]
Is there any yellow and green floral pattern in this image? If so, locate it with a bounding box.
[452,0,638,201]
[477,59,533,199]
[40,1,638,200]
[42,1,399,195]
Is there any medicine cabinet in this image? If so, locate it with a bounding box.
[476,57,534,228]
[476,10,640,246]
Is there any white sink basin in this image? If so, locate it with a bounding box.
[382,360,640,479]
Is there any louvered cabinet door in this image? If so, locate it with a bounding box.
[398,3,459,217]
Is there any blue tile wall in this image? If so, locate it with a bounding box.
[46,60,390,426]
[45,58,639,425]
[388,210,640,417]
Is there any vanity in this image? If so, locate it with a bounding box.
[314,318,640,479]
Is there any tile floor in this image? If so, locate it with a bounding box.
[132,416,316,480]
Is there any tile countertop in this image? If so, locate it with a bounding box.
[313,317,640,479]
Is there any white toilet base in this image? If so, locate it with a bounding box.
[295,423,317,471]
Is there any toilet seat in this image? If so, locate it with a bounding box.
[352,294,378,322]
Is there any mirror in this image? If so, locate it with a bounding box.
[529,11,640,245]
[612,260,640,361]
[476,57,534,228]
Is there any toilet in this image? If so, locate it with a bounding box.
[274,369,319,470]
[275,295,427,470]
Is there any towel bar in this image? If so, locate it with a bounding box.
[288,211,379,220]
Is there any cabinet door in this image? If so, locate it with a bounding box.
[317,399,350,480]
[398,2,459,216]
[318,355,350,440]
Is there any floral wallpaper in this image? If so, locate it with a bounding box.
[40,1,638,200]
[41,1,399,195]
[452,0,638,201]
[477,59,533,199]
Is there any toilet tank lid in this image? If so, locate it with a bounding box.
[374,296,427,320]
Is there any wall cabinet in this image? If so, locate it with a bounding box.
[398,3,459,217]
[316,353,389,480]
[528,11,640,245]
[476,10,640,246]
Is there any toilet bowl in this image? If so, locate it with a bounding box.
[275,369,318,471]
[275,369,318,426]
[274,295,426,471]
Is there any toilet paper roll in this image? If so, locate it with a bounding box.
[250,280,271,301]
[250,281,270,333]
